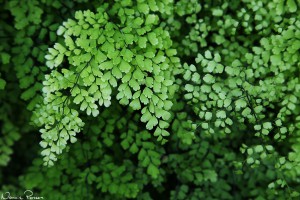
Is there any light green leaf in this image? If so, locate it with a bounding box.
[207,61,215,72]
[146,116,158,130]
[122,49,133,62]
[148,32,158,45]
[112,66,122,79]
[119,60,131,73]
[205,112,212,120]
[287,0,297,12]
[129,98,141,110]
[235,99,247,109]
[204,50,212,59]
[133,69,144,81]
[99,60,113,70]
[145,14,156,25]
[0,79,6,90]
[263,122,272,129]
[1,53,10,64]
[185,84,194,92]
[96,51,107,63]
[138,37,147,48]
[203,74,215,84]
[147,163,159,179]
[216,110,226,119]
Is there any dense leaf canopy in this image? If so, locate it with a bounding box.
[1,0,300,199]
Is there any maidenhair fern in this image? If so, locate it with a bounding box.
[35,3,180,166]
[1,0,300,199]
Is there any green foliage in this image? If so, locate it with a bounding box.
[1,0,300,199]
[36,3,180,165]
[0,78,6,90]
